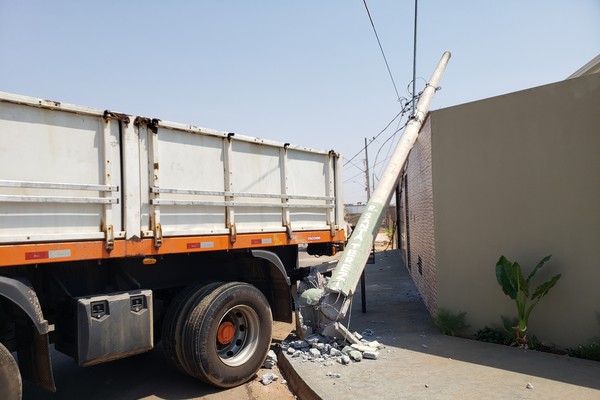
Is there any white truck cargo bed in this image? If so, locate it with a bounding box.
[0,92,344,251]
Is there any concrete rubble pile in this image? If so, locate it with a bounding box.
[282,330,384,367]
[294,266,384,366]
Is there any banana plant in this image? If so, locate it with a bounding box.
[495,255,561,346]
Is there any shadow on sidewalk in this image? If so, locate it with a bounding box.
[346,250,600,391]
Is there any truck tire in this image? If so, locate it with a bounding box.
[0,342,22,400]
[162,282,220,373]
[181,282,272,387]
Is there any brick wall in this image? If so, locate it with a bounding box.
[403,117,437,315]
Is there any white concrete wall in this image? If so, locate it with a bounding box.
[428,73,600,348]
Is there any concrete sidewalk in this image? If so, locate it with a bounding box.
[280,250,600,400]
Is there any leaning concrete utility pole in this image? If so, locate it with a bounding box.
[302,52,451,325]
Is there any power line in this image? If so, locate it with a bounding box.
[372,119,409,183]
[411,0,418,113]
[343,157,366,173]
[343,109,403,167]
[343,169,367,183]
[361,0,401,102]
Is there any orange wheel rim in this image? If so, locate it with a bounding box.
[217,321,235,345]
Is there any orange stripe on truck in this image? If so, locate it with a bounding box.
[0,229,346,268]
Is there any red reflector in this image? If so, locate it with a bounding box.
[251,239,261,245]
[25,251,49,260]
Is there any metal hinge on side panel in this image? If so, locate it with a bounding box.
[154,223,163,248]
[103,110,131,124]
[133,117,160,133]
[105,225,114,251]
[229,223,237,244]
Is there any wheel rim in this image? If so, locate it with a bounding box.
[216,305,260,367]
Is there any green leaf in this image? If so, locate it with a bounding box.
[526,255,552,283]
[514,261,529,297]
[496,256,518,299]
[531,274,562,301]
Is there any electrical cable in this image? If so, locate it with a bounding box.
[371,120,409,183]
[370,91,419,183]
[374,109,406,183]
[343,109,403,167]
[362,0,402,102]
[344,170,368,183]
[343,157,366,173]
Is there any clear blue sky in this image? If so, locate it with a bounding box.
[1,1,598,204]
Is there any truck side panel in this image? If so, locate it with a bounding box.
[0,98,122,244]
[0,92,345,266]
[137,120,338,240]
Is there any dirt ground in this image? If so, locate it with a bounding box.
[23,320,297,400]
[221,321,297,400]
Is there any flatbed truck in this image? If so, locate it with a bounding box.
[0,91,345,398]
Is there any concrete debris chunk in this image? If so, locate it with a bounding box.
[367,340,384,349]
[263,350,277,369]
[287,347,296,355]
[351,343,374,352]
[306,334,326,346]
[330,348,342,357]
[309,348,321,359]
[349,350,363,362]
[526,382,534,389]
[291,340,310,349]
[338,355,351,365]
[363,350,379,360]
[322,322,361,345]
[292,350,303,358]
[326,372,342,378]
[261,372,278,385]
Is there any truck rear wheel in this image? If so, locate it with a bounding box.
[162,282,220,373]
[181,282,272,387]
[0,342,21,400]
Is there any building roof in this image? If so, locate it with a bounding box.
[567,53,600,79]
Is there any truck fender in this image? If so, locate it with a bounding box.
[0,276,50,335]
[250,249,293,323]
[250,250,291,286]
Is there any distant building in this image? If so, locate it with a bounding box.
[344,204,366,216]
[399,56,600,348]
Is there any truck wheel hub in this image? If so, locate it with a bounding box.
[217,321,235,344]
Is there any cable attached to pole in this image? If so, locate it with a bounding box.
[362,0,402,102]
